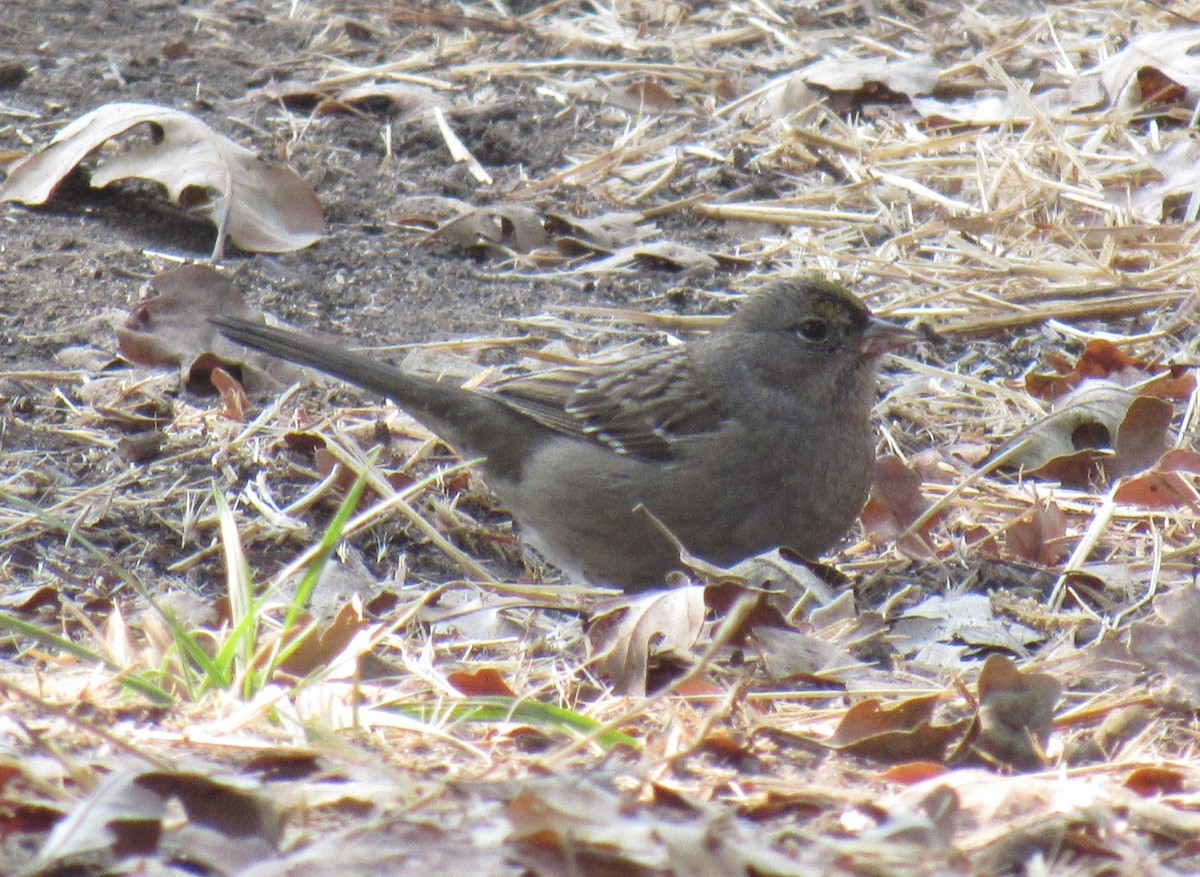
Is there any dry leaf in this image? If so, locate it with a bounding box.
[119,264,311,392]
[211,367,250,420]
[750,625,863,685]
[1128,583,1200,709]
[1003,499,1069,566]
[1001,381,1174,486]
[798,53,940,99]
[587,586,707,695]
[890,594,1043,667]
[274,599,369,678]
[448,667,518,697]
[0,101,323,256]
[605,80,680,113]
[1133,140,1200,222]
[1023,339,1162,400]
[433,203,548,253]
[317,82,446,120]
[960,654,1061,770]
[1113,448,1200,509]
[831,695,965,764]
[544,210,652,254]
[587,240,719,274]
[36,769,280,874]
[1099,28,1200,108]
[860,455,940,557]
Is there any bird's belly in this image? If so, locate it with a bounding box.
[497,424,872,590]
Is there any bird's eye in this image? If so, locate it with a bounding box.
[796,318,830,342]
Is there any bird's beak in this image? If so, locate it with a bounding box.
[861,316,916,356]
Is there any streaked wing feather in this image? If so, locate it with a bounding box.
[488,347,729,462]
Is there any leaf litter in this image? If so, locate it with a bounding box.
[5,0,1200,875]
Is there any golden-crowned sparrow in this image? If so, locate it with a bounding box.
[213,278,912,590]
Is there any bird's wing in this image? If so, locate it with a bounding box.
[486,346,730,462]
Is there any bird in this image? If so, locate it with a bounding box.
[212,278,912,590]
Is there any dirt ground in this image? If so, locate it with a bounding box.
[5,1,1200,875]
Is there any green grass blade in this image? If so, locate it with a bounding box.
[387,696,640,750]
[0,611,173,704]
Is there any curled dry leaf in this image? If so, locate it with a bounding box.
[798,53,941,100]
[958,654,1061,771]
[999,381,1175,487]
[587,585,707,696]
[1023,338,1167,400]
[586,240,719,274]
[1128,583,1200,709]
[254,79,446,120]
[118,264,310,392]
[830,695,966,764]
[321,82,445,119]
[0,101,323,256]
[1003,499,1069,566]
[1112,448,1200,509]
[210,366,250,420]
[860,455,941,558]
[544,210,653,254]
[1099,27,1200,108]
[433,203,549,253]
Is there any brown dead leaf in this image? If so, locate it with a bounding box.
[316,82,446,120]
[1003,499,1069,566]
[1141,368,1197,401]
[0,102,323,257]
[1125,766,1185,797]
[1003,382,1174,486]
[118,264,310,392]
[1128,583,1200,709]
[587,586,707,695]
[448,667,518,697]
[606,79,679,113]
[1099,28,1200,108]
[274,599,369,678]
[35,768,280,874]
[211,366,250,420]
[958,654,1061,771]
[860,455,940,557]
[433,203,548,253]
[1113,448,1200,509]
[1136,66,1189,106]
[0,585,60,614]
[831,695,965,764]
[1023,339,1161,401]
[115,430,167,464]
[881,762,950,785]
